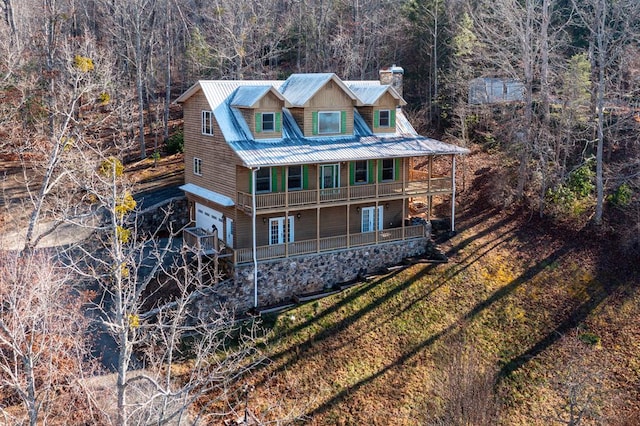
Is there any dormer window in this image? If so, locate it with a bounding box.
[318,111,341,134]
[255,112,281,134]
[262,113,275,132]
[378,110,390,127]
[202,111,214,135]
[374,109,395,130]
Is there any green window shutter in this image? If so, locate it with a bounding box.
[368,160,375,183]
[378,160,383,182]
[255,113,262,133]
[312,111,318,135]
[395,158,401,181]
[271,167,278,192]
[249,170,253,192]
[302,165,309,189]
[374,110,379,128]
[275,112,282,132]
[390,109,396,128]
[349,162,355,185]
[341,110,347,134]
[281,167,286,191]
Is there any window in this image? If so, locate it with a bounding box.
[288,165,302,190]
[381,159,395,181]
[354,161,368,184]
[193,158,202,176]
[261,112,275,132]
[318,111,341,134]
[378,110,390,127]
[320,164,340,189]
[255,167,271,193]
[202,111,214,135]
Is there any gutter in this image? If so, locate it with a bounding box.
[251,167,259,308]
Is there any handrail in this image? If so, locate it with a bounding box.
[237,177,453,212]
[231,224,427,264]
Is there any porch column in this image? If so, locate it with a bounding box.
[402,158,406,239]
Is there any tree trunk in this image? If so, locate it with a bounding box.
[594,0,606,225]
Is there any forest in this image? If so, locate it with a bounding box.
[0,0,639,424]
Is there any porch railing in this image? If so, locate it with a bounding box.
[237,177,452,213]
[233,224,427,264]
[183,227,218,254]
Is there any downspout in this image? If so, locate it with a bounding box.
[451,155,456,233]
[251,167,260,308]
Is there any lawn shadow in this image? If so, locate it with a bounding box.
[303,237,575,419]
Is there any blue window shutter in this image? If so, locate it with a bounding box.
[255,113,262,133]
[390,109,396,128]
[312,112,318,135]
[374,110,379,128]
[341,110,347,134]
[275,112,281,132]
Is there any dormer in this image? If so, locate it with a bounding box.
[349,84,406,134]
[229,86,285,140]
[279,73,358,137]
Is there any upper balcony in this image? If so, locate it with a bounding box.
[237,175,452,214]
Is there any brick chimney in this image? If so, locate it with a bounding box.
[379,64,404,97]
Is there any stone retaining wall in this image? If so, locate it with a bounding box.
[137,197,189,235]
[203,236,434,313]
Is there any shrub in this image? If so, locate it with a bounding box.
[165,131,184,154]
[607,183,632,208]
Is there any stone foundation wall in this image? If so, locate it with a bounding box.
[211,237,433,313]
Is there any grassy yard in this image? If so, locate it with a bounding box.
[219,157,640,425]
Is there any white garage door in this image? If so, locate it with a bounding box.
[195,203,224,236]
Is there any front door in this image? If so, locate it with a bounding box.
[269,216,294,245]
[361,206,383,233]
[320,164,340,189]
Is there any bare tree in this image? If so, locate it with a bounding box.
[0,250,99,425]
[571,0,640,225]
[429,334,499,425]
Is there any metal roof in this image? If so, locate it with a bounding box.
[227,109,468,167]
[177,77,469,169]
[279,73,357,107]
[229,85,282,108]
[348,84,406,106]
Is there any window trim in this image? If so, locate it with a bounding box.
[288,165,303,191]
[193,157,202,176]
[318,111,341,134]
[381,158,395,182]
[378,110,391,127]
[255,167,272,193]
[261,112,275,132]
[201,110,214,135]
[354,160,369,185]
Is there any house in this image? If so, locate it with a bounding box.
[468,77,525,105]
[175,68,469,311]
